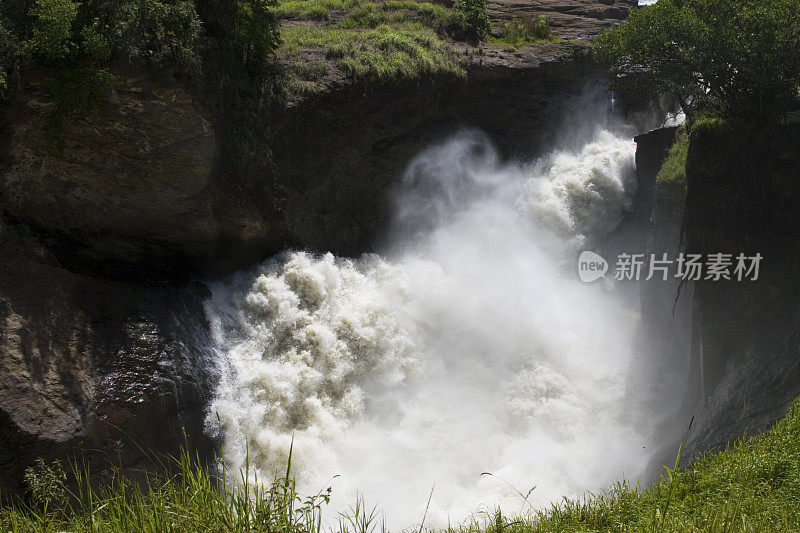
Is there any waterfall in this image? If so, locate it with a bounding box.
[204,126,656,528]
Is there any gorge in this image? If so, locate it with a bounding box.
[1,0,799,528]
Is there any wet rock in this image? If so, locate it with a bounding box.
[0,222,218,498]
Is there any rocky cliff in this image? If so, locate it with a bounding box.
[0,219,217,498]
[1,1,636,275]
[634,121,800,464]
[2,73,218,277]
[0,0,636,498]
[680,122,800,459]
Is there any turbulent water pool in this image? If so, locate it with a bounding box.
[204,127,660,528]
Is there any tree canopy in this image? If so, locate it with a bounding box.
[0,0,281,112]
[594,0,800,123]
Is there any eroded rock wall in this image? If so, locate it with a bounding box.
[0,221,217,498]
[678,122,800,460]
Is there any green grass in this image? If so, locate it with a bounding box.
[6,399,800,531]
[281,22,464,82]
[275,0,362,20]
[488,16,559,50]
[1,446,332,533]
[275,0,462,29]
[273,0,477,88]
[455,399,800,532]
[656,127,689,186]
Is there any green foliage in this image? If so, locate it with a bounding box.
[24,458,68,513]
[3,449,332,532]
[26,0,79,62]
[21,0,202,70]
[452,0,488,42]
[276,0,471,91]
[490,15,553,49]
[282,22,462,81]
[274,0,359,19]
[656,127,688,186]
[103,0,202,71]
[594,0,800,123]
[273,0,483,45]
[336,0,468,38]
[0,0,204,117]
[0,20,22,98]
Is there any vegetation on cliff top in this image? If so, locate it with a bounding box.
[0,0,498,172]
[0,0,493,107]
[488,15,557,51]
[275,0,473,91]
[656,127,688,187]
[0,0,282,184]
[594,0,800,124]
[6,398,800,531]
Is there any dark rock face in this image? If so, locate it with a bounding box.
[680,123,800,460]
[1,73,220,278]
[628,127,700,479]
[0,50,607,273]
[0,222,217,498]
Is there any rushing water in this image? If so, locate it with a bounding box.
[205,127,656,528]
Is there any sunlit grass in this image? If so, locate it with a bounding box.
[452,399,800,532]
[0,444,331,533]
[281,23,464,80]
[275,0,362,20]
[487,16,560,50]
[6,400,800,531]
[656,126,688,186]
[274,0,468,84]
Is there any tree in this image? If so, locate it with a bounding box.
[594,0,800,123]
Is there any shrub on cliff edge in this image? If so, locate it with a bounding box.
[452,0,489,42]
[594,0,800,124]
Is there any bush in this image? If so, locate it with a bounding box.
[452,0,489,42]
[24,458,68,513]
[25,0,79,62]
[495,14,551,48]
[594,0,800,123]
[0,0,205,116]
[105,0,202,71]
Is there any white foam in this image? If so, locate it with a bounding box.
[207,129,651,529]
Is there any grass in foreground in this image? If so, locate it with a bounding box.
[0,448,331,533]
[5,400,800,532]
[476,399,800,532]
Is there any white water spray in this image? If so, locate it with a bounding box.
[206,127,654,528]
